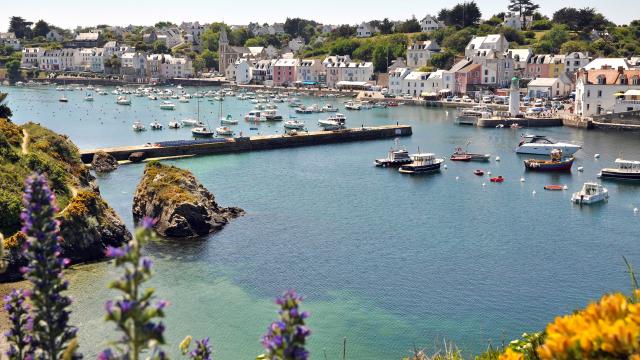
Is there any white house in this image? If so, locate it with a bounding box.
[506,48,533,74]
[0,32,21,50]
[388,67,411,95]
[465,34,509,58]
[39,50,62,71]
[157,28,183,49]
[288,37,306,52]
[407,40,441,68]
[574,66,640,117]
[425,69,455,94]
[252,59,277,86]
[420,15,444,32]
[527,75,573,99]
[401,71,431,97]
[121,52,147,81]
[564,52,591,74]
[21,48,43,68]
[503,12,522,30]
[59,48,77,71]
[162,56,193,79]
[297,59,324,84]
[231,58,253,85]
[46,30,64,42]
[356,22,376,38]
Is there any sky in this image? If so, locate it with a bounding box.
[1,0,639,31]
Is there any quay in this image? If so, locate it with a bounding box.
[80,124,412,164]
[476,117,563,127]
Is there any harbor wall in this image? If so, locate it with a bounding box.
[476,117,563,127]
[590,111,640,131]
[80,125,412,164]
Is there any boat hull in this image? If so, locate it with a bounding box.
[524,158,574,171]
[375,159,412,167]
[516,145,581,155]
[399,162,442,174]
[600,170,640,181]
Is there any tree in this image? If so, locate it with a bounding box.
[332,25,356,38]
[378,18,395,34]
[329,38,360,57]
[200,49,218,70]
[32,20,50,38]
[530,19,552,30]
[508,0,540,28]
[283,18,318,42]
[372,44,392,72]
[154,21,174,28]
[394,17,421,33]
[500,27,525,44]
[152,40,169,54]
[439,2,482,28]
[536,25,569,53]
[9,16,33,39]
[0,93,12,119]
[553,7,610,32]
[201,29,220,52]
[442,29,474,53]
[429,51,455,69]
[6,60,21,82]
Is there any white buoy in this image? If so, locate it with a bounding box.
[563,185,568,190]
[520,177,526,182]
[482,183,486,187]
[577,166,584,172]
[455,176,459,181]
[532,190,536,195]
[443,164,448,169]
[594,154,600,159]
[496,156,501,161]
[487,171,492,176]
[634,208,639,214]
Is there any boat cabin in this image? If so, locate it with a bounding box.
[520,135,554,145]
[615,159,640,172]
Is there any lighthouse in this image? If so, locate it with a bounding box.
[509,76,520,117]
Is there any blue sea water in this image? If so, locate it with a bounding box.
[2,85,640,359]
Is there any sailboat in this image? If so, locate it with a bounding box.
[191,90,214,138]
[59,80,68,102]
[219,99,238,125]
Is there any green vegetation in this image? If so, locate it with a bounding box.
[140,161,197,204]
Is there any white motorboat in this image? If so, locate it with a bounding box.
[399,153,445,174]
[132,121,146,132]
[322,104,339,112]
[181,118,201,127]
[216,126,234,136]
[148,95,158,100]
[191,126,214,138]
[160,101,176,110]
[150,121,163,130]
[262,109,283,121]
[318,113,347,130]
[600,159,640,181]
[284,120,305,130]
[213,96,224,101]
[244,110,265,122]
[516,135,581,155]
[178,97,189,103]
[571,182,609,205]
[84,93,94,101]
[116,96,131,105]
[375,139,412,167]
[59,96,68,103]
[168,121,181,129]
[220,115,238,125]
[344,101,361,110]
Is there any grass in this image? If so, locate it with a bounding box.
[140,161,198,204]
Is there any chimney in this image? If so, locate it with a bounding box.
[618,66,624,74]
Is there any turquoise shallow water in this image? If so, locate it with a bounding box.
[2,85,640,359]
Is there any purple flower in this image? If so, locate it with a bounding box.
[98,349,115,360]
[141,257,153,271]
[105,246,125,258]
[262,289,311,359]
[141,216,157,230]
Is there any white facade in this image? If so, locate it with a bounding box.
[502,12,522,30]
[465,34,509,58]
[425,70,455,93]
[527,76,572,99]
[401,71,430,97]
[0,32,21,50]
[21,48,43,68]
[574,69,640,117]
[59,49,77,71]
[388,67,411,95]
[288,37,305,52]
[234,59,253,85]
[297,59,324,83]
[407,41,441,68]
[564,52,591,74]
[39,50,61,71]
[420,15,444,32]
[356,22,376,38]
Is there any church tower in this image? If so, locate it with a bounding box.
[218,26,229,73]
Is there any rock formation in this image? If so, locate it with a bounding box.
[132,161,243,238]
[91,150,119,172]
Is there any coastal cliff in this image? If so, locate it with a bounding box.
[0,118,131,281]
[132,161,244,238]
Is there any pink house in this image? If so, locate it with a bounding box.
[273,58,298,86]
[454,64,482,94]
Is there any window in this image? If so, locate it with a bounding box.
[598,90,602,97]
[597,75,606,85]
[587,90,591,97]
[633,76,640,85]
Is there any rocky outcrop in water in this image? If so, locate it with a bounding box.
[132,161,244,238]
[91,150,119,172]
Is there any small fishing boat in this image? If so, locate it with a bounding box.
[322,104,339,112]
[262,109,283,121]
[59,96,68,103]
[132,121,146,132]
[178,96,189,103]
[148,95,158,100]
[600,159,640,181]
[571,183,608,205]
[283,120,305,130]
[490,176,504,183]
[544,185,565,191]
[451,143,491,162]
[524,149,574,172]
[296,105,313,114]
[220,115,238,125]
[116,96,131,105]
[450,154,472,162]
[474,170,484,176]
[84,93,94,101]
[375,139,412,167]
[191,126,214,138]
[181,119,200,127]
[399,153,444,174]
[168,121,181,129]
[150,121,163,130]
[216,126,234,136]
[344,101,361,110]
[318,113,346,130]
[160,101,176,110]
[244,110,264,122]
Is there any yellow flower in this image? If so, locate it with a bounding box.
[179,335,192,354]
[499,348,524,360]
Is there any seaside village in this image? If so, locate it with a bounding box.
[3,11,640,122]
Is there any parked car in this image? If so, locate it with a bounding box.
[482,95,494,103]
[446,96,454,102]
[452,96,461,102]
[384,93,396,98]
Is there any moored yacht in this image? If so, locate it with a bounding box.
[399,153,444,174]
[191,126,214,137]
[375,140,412,167]
[571,182,609,205]
[132,121,146,132]
[181,118,200,127]
[150,120,163,130]
[160,101,176,110]
[318,113,346,130]
[220,114,238,125]
[600,159,640,180]
[284,120,305,130]
[516,135,581,155]
[215,126,234,136]
[168,121,181,129]
[116,96,131,105]
[262,109,283,121]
